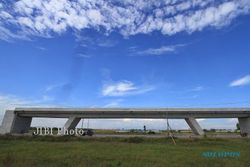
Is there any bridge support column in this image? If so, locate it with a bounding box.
[64,117,81,130]
[238,117,250,137]
[185,117,204,136]
[0,110,32,134]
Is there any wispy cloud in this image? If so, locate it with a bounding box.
[102,80,155,97]
[230,75,250,87]
[36,46,47,51]
[96,39,117,48]
[103,99,124,107]
[0,93,54,115]
[43,82,75,102]
[133,44,185,56]
[0,94,31,110]
[0,26,29,42]
[77,53,92,58]
[0,93,62,126]
[0,0,250,40]
[190,86,204,92]
[76,34,118,48]
[0,93,29,123]
[171,85,205,94]
[45,83,66,92]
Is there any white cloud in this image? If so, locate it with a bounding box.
[0,93,55,124]
[102,80,154,97]
[144,46,175,55]
[0,26,29,42]
[0,94,30,111]
[102,80,136,96]
[82,119,190,130]
[0,93,54,110]
[197,118,206,122]
[87,9,103,25]
[76,34,117,48]
[0,11,13,19]
[199,118,238,129]
[230,75,250,87]
[0,0,249,40]
[134,44,185,56]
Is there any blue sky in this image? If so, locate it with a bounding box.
[0,0,250,129]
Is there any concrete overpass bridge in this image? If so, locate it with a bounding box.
[1,107,250,136]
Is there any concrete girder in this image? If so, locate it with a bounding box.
[185,117,204,136]
[238,117,250,137]
[64,117,81,130]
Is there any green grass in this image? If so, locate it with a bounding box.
[0,135,249,167]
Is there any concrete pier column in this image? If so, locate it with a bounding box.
[185,117,204,136]
[238,117,250,137]
[0,110,32,134]
[64,117,81,130]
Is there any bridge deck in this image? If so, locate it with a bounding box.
[14,108,250,119]
[1,107,250,135]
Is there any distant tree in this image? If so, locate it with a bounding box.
[143,125,146,132]
[236,123,240,130]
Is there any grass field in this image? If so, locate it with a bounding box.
[0,135,249,167]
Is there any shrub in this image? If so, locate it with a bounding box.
[148,131,156,135]
[125,137,144,143]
